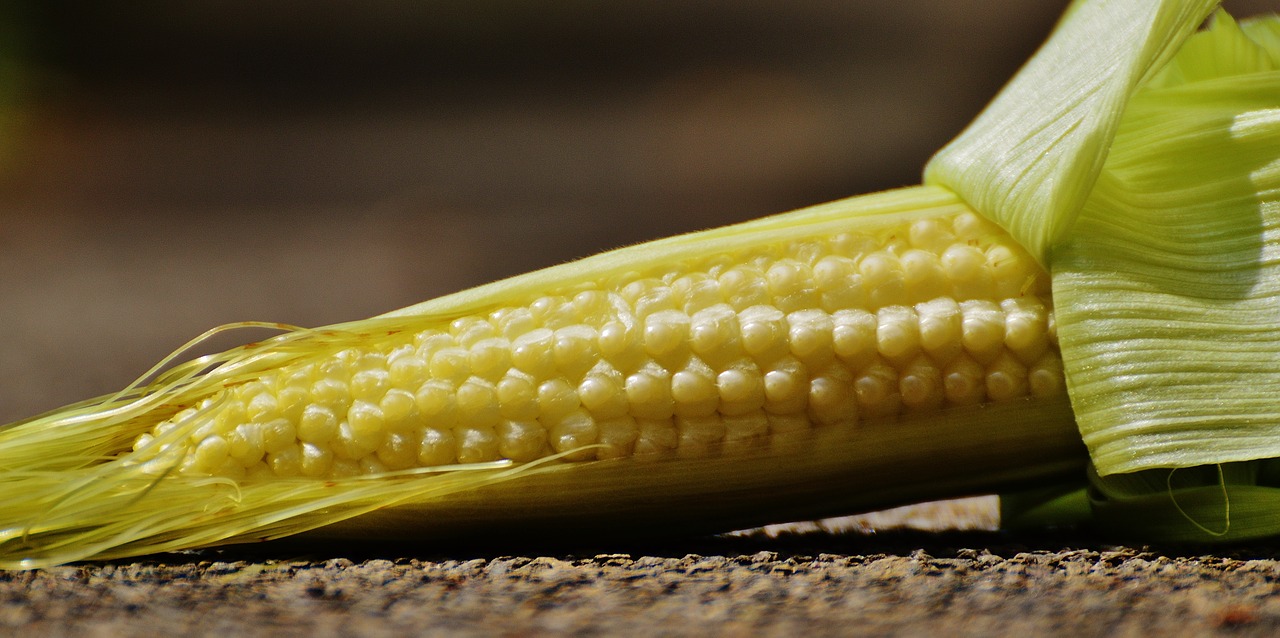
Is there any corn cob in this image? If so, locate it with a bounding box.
[131,204,1061,482]
[0,187,1084,568]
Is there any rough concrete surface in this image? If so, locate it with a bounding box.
[4,499,1280,637]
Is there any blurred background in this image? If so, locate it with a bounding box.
[0,1,1272,422]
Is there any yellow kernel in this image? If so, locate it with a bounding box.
[457,378,502,427]
[765,259,808,297]
[829,231,878,258]
[876,306,921,365]
[554,325,600,378]
[672,273,723,314]
[350,368,390,403]
[723,412,769,442]
[809,364,858,425]
[245,392,280,423]
[511,328,555,378]
[548,409,599,460]
[267,445,303,477]
[333,420,378,460]
[716,364,766,415]
[739,305,788,363]
[578,371,629,420]
[900,355,943,411]
[676,414,726,455]
[537,378,581,422]
[986,352,1029,401]
[469,337,513,381]
[388,354,430,390]
[276,386,308,422]
[379,388,417,426]
[909,217,958,254]
[901,249,948,303]
[493,307,538,339]
[635,418,678,454]
[310,378,350,407]
[831,309,877,371]
[528,295,565,325]
[634,285,677,317]
[671,358,719,417]
[941,242,984,280]
[414,380,458,428]
[572,290,610,322]
[451,316,496,347]
[719,266,769,310]
[598,319,644,373]
[1028,352,1065,398]
[497,419,549,462]
[1002,297,1050,365]
[132,433,155,454]
[942,353,986,406]
[329,459,361,479]
[228,423,265,465]
[346,401,386,448]
[192,435,230,473]
[282,368,312,389]
[297,404,338,444]
[766,260,817,313]
[356,350,387,370]
[260,418,297,455]
[359,456,389,476]
[853,356,901,419]
[689,304,742,367]
[1004,251,1049,297]
[417,427,457,466]
[763,356,809,414]
[596,416,640,460]
[235,380,270,400]
[212,400,246,434]
[813,255,866,313]
[625,364,675,419]
[960,300,1006,363]
[917,298,963,365]
[375,430,419,470]
[952,211,992,241]
[317,356,353,382]
[788,240,824,265]
[643,309,691,362]
[456,425,501,464]
[429,348,471,383]
[299,442,333,478]
[414,330,454,357]
[620,278,659,308]
[860,251,906,307]
[787,309,835,369]
[497,373,540,420]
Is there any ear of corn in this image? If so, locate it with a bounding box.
[4,0,1280,567]
[0,186,1084,568]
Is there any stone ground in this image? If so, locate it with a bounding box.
[5,499,1280,637]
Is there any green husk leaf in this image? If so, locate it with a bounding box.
[1053,14,1280,475]
[924,0,1217,266]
